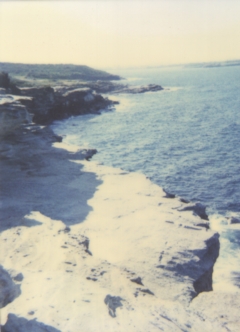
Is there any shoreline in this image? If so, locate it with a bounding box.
[1,121,239,331]
[0,71,240,330]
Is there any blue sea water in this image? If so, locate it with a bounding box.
[53,65,240,217]
[52,65,240,287]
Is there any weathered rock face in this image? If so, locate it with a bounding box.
[165,233,220,297]
[2,314,61,332]
[20,86,57,124]
[0,266,21,308]
[0,71,163,127]
[0,99,32,136]
[20,86,116,124]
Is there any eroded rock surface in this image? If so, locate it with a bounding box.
[20,86,117,124]
[161,233,220,297]
[0,150,238,331]
[0,98,32,136]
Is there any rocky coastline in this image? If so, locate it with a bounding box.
[0,67,239,331]
[0,69,163,133]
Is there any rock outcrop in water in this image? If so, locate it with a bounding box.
[0,67,164,131]
[18,82,163,125]
[0,68,121,132]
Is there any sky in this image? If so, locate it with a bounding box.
[0,1,240,69]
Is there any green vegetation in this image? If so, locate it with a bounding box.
[0,63,120,81]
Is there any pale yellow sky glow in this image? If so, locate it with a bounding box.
[0,1,240,68]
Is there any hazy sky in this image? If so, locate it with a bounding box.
[0,1,240,68]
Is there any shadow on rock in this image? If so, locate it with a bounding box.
[179,203,209,221]
[161,233,220,298]
[2,314,61,332]
[0,126,102,232]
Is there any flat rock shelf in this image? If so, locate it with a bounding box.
[0,66,240,331]
[1,126,240,331]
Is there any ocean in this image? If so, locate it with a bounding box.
[52,65,240,288]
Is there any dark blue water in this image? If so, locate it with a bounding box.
[53,65,240,217]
